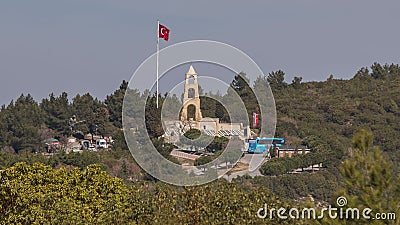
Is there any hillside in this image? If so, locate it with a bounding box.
[274,64,400,164]
[234,63,400,204]
[0,62,400,224]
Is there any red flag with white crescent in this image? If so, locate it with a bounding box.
[159,24,170,41]
[252,112,259,127]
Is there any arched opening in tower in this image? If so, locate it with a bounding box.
[188,75,195,84]
[188,88,195,98]
[187,104,196,120]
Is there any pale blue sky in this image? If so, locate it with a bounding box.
[1,0,399,105]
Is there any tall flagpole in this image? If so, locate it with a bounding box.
[156,19,160,108]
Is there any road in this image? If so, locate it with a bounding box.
[222,153,267,181]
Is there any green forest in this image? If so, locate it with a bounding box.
[1,62,400,224]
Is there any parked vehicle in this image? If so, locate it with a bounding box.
[96,139,108,149]
[246,137,285,154]
[81,140,91,150]
[72,145,82,153]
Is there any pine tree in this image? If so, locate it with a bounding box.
[41,92,71,136]
[339,129,399,224]
[145,94,164,138]
[291,76,302,89]
[105,80,128,128]
[267,70,288,90]
[71,93,109,137]
[227,72,258,124]
[2,94,45,152]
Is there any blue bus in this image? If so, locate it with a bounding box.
[246,137,285,154]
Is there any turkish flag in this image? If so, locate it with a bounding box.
[159,24,170,41]
[252,112,259,127]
